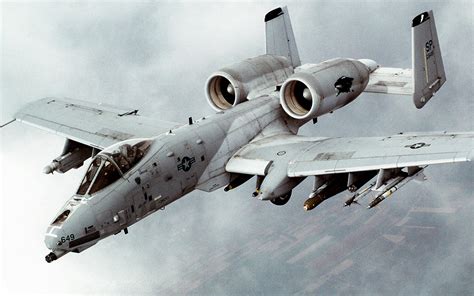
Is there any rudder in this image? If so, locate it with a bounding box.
[412,10,446,108]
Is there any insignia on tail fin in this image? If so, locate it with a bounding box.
[363,10,446,109]
[411,10,446,108]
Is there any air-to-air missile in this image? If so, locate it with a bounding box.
[344,194,358,207]
[344,181,376,206]
[367,169,425,209]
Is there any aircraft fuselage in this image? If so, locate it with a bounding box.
[45,95,304,261]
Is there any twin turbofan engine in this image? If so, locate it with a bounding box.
[280,58,372,119]
[205,55,374,120]
[205,55,293,111]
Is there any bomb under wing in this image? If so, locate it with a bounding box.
[303,175,348,211]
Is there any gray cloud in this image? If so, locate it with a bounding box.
[1,1,472,295]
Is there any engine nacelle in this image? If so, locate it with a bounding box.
[205,55,293,111]
[280,58,372,120]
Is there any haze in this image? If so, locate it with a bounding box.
[1,1,472,295]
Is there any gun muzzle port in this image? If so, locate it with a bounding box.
[45,252,57,263]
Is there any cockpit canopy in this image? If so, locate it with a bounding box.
[77,139,152,196]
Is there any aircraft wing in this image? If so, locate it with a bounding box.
[227,132,473,177]
[14,97,181,149]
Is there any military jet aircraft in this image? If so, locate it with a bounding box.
[8,7,473,262]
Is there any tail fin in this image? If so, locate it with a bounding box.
[363,11,446,108]
[412,10,446,108]
[265,7,301,67]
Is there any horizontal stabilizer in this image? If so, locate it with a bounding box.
[363,11,445,108]
[364,67,413,95]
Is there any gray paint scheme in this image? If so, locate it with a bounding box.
[15,97,180,149]
[363,10,446,108]
[412,10,446,108]
[265,6,301,67]
[10,7,473,263]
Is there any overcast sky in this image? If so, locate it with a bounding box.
[1,1,472,295]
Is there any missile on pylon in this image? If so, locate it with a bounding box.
[367,167,424,209]
[367,195,384,209]
[367,186,398,208]
[344,194,359,207]
[368,180,409,208]
[344,181,376,206]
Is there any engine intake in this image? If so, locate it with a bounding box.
[280,58,371,120]
[206,72,242,110]
[281,78,315,117]
[206,55,293,111]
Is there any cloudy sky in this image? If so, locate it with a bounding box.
[1,1,472,295]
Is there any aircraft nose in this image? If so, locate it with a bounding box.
[44,227,70,263]
[44,226,65,250]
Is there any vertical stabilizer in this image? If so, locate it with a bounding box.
[265,7,301,67]
[412,10,446,108]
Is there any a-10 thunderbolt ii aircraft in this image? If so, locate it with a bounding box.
[9,7,473,262]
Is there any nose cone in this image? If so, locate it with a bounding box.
[44,226,66,250]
